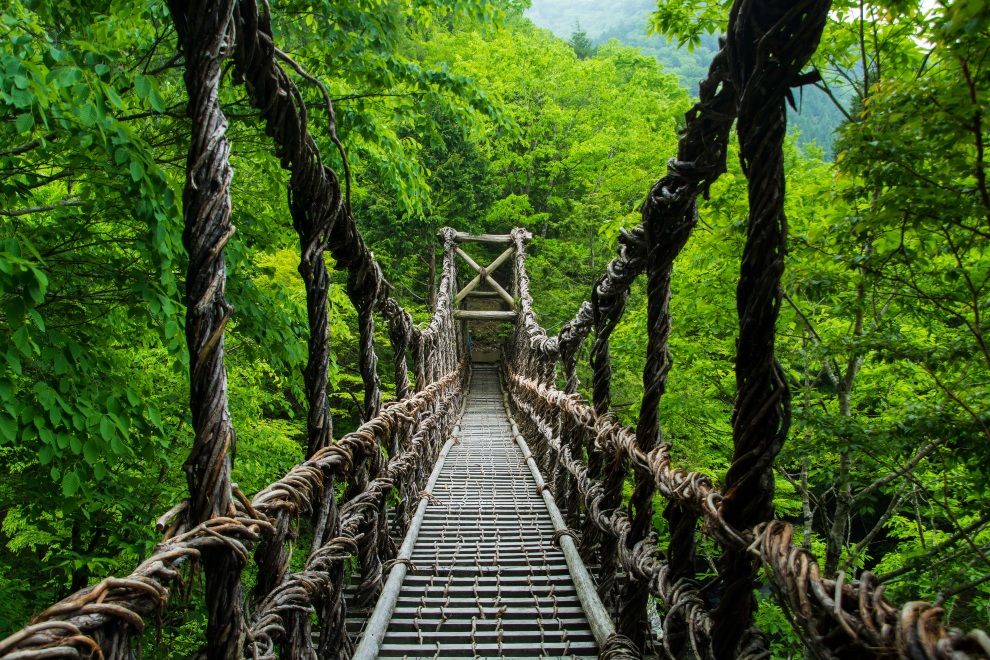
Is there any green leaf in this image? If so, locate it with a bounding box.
[33,382,55,409]
[148,87,165,113]
[104,85,124,109]
[6,350,22,375]
[28,307,45,331]
[15,113,34,132]
[12,326,33,355]
[110,412,128,435]
[83,440,99,464]
[28,267,48,300]
[99,416,113,441]
[39,444,54,465]
[134,73,150,99]
[129,159,144,182]
[147,406,162,428]
[0,413,16,443]
[62,470,80,496]
[78,103,98,127]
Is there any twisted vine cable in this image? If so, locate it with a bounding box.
[170,0,248,656]
[555,348,583,529]
[590,278,630,612]
[384,298,413,404]
[228,1,360,649]
[711,1,831,657]
[617,37,739,653]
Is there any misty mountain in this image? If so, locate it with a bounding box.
[525,0,844,155]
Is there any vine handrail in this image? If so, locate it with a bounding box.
[502,0,990,658]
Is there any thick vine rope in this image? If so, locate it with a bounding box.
[0,2,462,657]
[169,0,250,655]
[712,1,830,656]
[502,1,990,658]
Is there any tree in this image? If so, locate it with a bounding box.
[569,23,597,59]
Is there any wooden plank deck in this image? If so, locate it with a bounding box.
[354,365,605,658]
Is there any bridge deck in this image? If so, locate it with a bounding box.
[354,365,604,658]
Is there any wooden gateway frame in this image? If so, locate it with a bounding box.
[451,230,522,323]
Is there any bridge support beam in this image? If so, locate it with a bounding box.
[453,309,517,322]
[453,245,516,306]
[502,393,617,649]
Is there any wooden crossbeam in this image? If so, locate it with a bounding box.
[454,246,515,307]
[452,231,515,245]
[454,247,515,307]
[453,310,517,321]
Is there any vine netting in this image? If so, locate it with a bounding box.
[0,0,465,657]
[504,1,990,659]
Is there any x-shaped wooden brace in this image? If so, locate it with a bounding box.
[454,246,516,308]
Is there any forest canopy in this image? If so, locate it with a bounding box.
[1,0,988,654]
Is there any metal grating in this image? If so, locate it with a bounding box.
[372,365,599,658]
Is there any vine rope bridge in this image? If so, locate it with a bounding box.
[2,0,989,659]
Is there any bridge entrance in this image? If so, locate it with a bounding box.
[452,232,527,363]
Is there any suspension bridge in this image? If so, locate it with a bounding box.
[1,0,988,658]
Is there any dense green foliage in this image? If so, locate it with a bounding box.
[1,0,988,653]
[526,0,848,153]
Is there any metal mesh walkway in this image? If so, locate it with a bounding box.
[354,365,605,658]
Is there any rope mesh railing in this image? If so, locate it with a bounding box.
[0,1,463,658]
[503,0,990,658]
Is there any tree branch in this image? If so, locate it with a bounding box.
[853,439,940,502]
[0,197,83,217]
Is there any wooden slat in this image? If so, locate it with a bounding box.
[454,310,517,321]
[452,231,514,244]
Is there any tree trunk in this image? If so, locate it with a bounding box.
[802,457,814,551]
[69,520,88,593]
[825,251,869,576]
[825,393,852,575]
